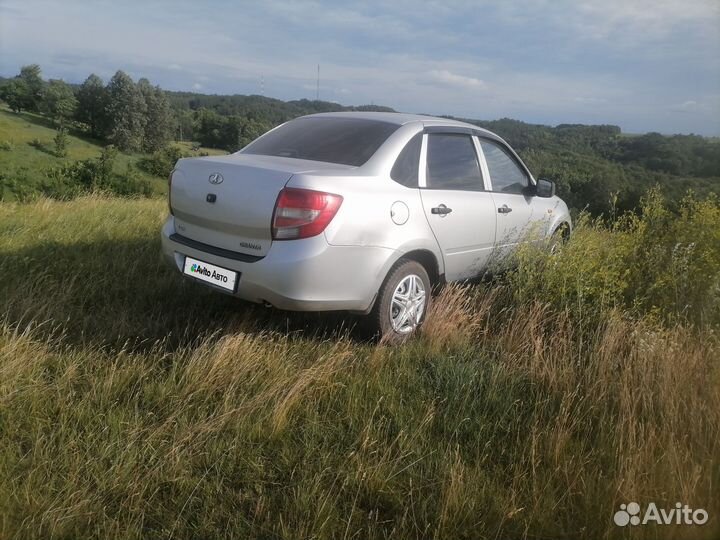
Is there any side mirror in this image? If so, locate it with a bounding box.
[535,178,555,198]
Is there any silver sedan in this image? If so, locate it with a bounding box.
[161,112,571,340]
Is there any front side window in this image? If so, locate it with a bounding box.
[390,133,422,187]
[242,117,399,167]
[425,134,484,190]
[479,139,529,194]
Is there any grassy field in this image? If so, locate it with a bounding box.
[0,194,718,539]
[0,106,225,200]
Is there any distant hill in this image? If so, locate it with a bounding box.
[166,90,395,124]
[1,68,717,215]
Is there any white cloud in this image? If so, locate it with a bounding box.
[427,70,487,90]
[679,100,699,110]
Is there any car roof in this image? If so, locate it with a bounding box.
[300,111,499,138]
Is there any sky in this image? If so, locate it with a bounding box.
[1,0,719,135]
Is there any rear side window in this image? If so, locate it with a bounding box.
[390,133,422,187]
[242,117,399,166]
[479,139,529,194]
[425,134,484,190]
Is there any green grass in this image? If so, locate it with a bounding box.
[0,108,156,193]
[0,196,719,539]
[0,106,225,200]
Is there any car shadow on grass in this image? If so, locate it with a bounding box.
[0,237,369,352]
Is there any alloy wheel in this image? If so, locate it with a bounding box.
[389,274,426,333]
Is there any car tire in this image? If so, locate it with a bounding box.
[366,259,431,343]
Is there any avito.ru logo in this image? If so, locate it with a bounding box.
[614,502,708,527]
[190,263,211,277]
[189,263,229,284]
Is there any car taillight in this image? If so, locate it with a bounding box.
[168,168,175,215]
[272,187,343,240]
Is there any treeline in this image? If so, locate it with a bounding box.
[456,117,720,215]
[1,64,718,215]
[169,93,395,151]
[0,64,395,154]
[469,118,720,179]
[0,65,174,152]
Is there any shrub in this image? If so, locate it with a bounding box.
[137,145,187,178]
[53,128,69,157]
[0,140,13,151]
[0,168,34,201]
[507,189,720,326]
[42,146,152,199]
[622,191,720,324]
[28,137,46,150]
[103,164,154,197]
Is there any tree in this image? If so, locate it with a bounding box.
[137,78,174,152]
[239,118,269,148]
[97,145,118,181]
[195,109,226,149]
[175,109,197,142]
[105,71,146,151]
[41,80,77,127]
[53,128,69,157]
[195,110,252,151]
[76,74,108,138]
[0,79,29,112]
[18,64,44,111]
[0,64,44,113]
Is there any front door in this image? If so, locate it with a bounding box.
[477,138,538,260]
[419,132,496,281]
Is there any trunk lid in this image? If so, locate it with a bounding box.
[170,154,348,257]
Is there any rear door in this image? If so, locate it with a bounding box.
[419,131,496,281]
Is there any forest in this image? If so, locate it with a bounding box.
[1,64,718,215]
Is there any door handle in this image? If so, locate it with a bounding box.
[431,204,452,216]
[498,204,513,214]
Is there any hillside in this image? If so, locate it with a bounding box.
[2,61,718,214]
[0,194,718,539]
[166,90,396,121]
[0,106,224,201]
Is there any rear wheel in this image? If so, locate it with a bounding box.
[366,260,431,342]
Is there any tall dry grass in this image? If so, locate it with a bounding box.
[0,194,719,539]
[2,295,717,539]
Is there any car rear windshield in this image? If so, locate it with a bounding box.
[241,117,399,166]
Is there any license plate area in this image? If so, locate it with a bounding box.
[183,256,238,292]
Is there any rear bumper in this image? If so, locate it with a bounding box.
[160,216,392,312]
